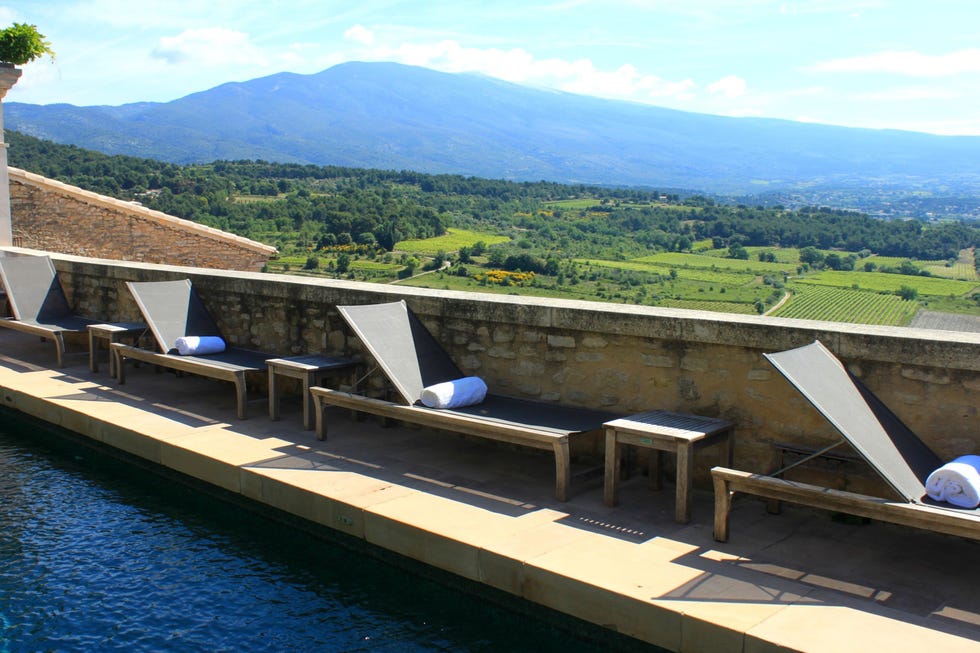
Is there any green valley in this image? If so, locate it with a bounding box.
[8,130,980,328]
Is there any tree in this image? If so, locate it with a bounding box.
[799,246,824,267]
[303,256,319,270]
[898,260,919,276]
[727,244,749,260]
[335,253,351,274]
[487,247,506,268]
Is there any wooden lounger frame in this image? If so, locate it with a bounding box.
[711,467,980,542]
[111,342,259,419]
[0,255,97,367]
[0,318,76,367]
[310,387,579,501]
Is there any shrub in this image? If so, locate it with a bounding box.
[896,285,918,301]
[0,24,54,66]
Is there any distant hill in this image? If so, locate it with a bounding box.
[8,61,980,194]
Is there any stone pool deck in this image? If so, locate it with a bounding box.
[0,330,977,653]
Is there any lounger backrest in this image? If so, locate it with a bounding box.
[126,279,222,354]
[0,254,73,322]
[765,340,942,503]
[338,300,462,404]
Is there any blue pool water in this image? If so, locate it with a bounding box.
[0,412,635,652]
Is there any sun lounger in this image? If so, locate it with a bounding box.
[712,340,980,541]
[0,254,99,367]
[111,279,270,419]
[309,300,622,501]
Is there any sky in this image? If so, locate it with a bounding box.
[4,0,980,136]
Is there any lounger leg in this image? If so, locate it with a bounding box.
[712,471,732,542]
[314,394,327,441]
[234,372,248,419]
[116,350,127,384]
[553,439,570,502]
[53,332,66,368]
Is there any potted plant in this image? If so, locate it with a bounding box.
[0,23,54,67]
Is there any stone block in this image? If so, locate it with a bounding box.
[547,334,576,348]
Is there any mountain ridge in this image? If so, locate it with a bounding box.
[8,61,980,194]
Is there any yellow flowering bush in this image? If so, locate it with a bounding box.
[473,270,535,286]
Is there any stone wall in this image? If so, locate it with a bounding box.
[43,250,980,496]
[8,168,277,271]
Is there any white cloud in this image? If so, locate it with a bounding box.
[707,75,746,98]
[811,48,980,76]
[344,24,375,46]
[857,86,960,102]
[151,27,267,66]
[343,34,698,103]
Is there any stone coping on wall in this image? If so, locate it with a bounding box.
[9,168,277,258]
[33,248,980,374]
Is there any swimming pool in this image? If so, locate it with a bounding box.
[0,411,646,652]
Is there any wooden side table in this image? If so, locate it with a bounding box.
[88,322,146,376]
[604,410,735,523]
[267,355,359,430]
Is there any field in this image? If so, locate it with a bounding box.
[795,270,978,297]
[770,286,918,326]
[924,261,979,279]
[920,249,980,281]
[396,228,509,255]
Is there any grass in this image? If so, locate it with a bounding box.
[575,258,756,285]
[542,199,603,210]
[350,260,403,272]
[656,299,760,315]
[395,228,510,255]
[634,252,795,273]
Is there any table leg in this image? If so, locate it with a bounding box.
[89,331,99,373]
[676,443,694,523]
[268,367,280,421]
[302,370,315,430]
[603,429,620,507]
[649,450,664,491]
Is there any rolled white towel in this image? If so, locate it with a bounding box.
[420,376,487,409]
[925,455,980,509]
[174,335,226,356]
